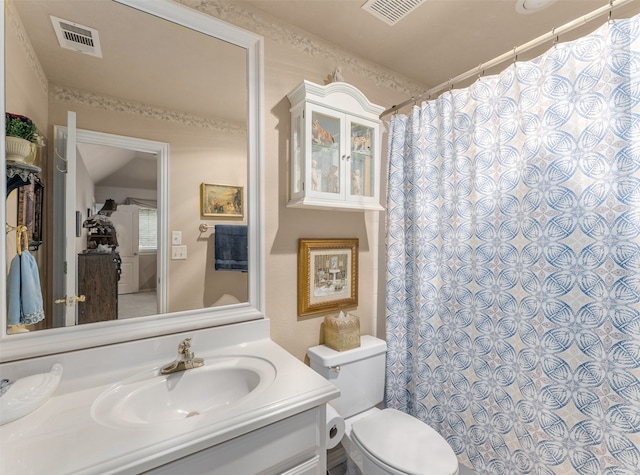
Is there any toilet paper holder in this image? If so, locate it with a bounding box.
[325,403,345,449]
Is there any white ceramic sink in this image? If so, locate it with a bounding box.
[91,356,276,428]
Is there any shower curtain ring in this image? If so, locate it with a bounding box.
[552,27,559,47]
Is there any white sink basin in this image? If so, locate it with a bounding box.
[91,356,276,428]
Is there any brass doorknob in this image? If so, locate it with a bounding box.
[54,295,86,305]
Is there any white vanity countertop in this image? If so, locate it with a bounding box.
[0,328,339,474]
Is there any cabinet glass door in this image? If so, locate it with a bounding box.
[311,111,341,196]
[349,121,375,198]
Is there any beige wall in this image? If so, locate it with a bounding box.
[209,7,413,361]
[262,46,402,361]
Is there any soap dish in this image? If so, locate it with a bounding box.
[0,363,63,425]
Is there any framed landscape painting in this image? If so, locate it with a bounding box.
[200,183,243,218]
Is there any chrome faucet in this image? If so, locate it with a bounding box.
[160,338,205,375]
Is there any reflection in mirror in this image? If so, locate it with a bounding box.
[50,128,169,328]
[3,0,261,356]
[79,143,159,321]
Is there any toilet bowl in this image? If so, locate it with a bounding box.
[308,336,459,475]
[344,407,459,475]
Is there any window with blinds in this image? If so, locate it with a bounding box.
[138,208,157,251]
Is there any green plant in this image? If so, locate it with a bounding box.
[6,112,37,142]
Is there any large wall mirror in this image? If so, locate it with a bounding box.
[1,0,264,362]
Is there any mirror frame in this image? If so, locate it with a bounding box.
[0,0,265,362]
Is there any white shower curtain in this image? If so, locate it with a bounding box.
[385,16,640,475]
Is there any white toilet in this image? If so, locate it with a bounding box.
[308,335,459,475]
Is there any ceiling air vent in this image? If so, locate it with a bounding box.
[50,15,103,58]
[361,0,424,26]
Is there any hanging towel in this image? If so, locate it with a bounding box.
[214,225,248,272]
[7,250,45,326]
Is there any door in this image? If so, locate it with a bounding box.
[110,204,140,294]
[53,111,78,327]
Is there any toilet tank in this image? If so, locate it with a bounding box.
[308,335,387,418]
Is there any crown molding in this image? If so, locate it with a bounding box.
[50,85,246,135]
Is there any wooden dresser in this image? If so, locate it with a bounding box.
[77,252,120,324]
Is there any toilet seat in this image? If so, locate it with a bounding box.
[350,408,459,475]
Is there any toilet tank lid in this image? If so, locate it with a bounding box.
[308,335,387,366]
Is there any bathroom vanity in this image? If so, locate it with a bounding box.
[0,320,339,474]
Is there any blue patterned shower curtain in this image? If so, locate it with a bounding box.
[385,16,640,475]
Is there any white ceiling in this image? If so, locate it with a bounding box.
[12,0,248,125]
[77,143,157,190]
[242,0,640,91]
[13,0,640,120]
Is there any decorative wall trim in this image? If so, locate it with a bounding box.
[50,85,246,135]
[177,0,426,97]
[7,2,48,96]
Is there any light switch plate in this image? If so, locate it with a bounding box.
[172,231,182,245]
[171,245,187,260]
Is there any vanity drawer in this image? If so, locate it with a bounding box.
[144,407,324,475]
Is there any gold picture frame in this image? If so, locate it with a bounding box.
[298,238,358,317]
[200,183,243,218]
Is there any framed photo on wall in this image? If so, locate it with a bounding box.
[200,183,243,218]
[298,238,358,317]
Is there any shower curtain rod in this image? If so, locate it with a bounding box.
[380,0,635,118]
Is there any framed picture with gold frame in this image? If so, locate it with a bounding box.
[298,238,358,317]
[200,183,243,218]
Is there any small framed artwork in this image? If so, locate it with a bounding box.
[200,183,243,218]
[298,238,358,317]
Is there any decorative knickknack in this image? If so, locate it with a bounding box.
[6,136,35,162]
[324,311,360,351]
[5,113,45,164]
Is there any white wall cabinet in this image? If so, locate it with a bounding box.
[287,81,384,211]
